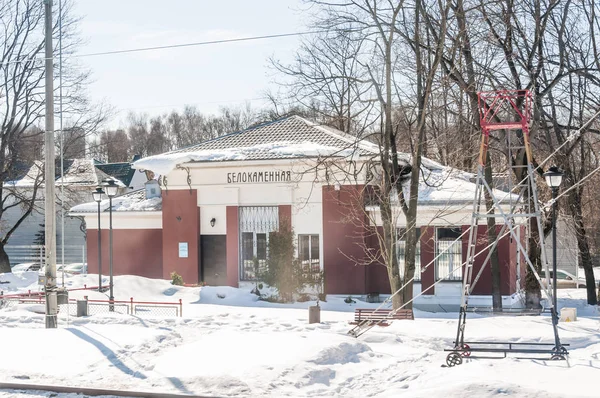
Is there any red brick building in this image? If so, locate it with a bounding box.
[70,116,525,310]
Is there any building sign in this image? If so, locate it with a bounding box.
[227,170,292,184]
[178,242,188,258]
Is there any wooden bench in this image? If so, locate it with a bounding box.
[350,308,414,327]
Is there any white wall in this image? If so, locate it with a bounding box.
[84,212,162,230]
[173,161,338,243]
[128,169,150,191]
[199,205,227,234]
[366,204,529,228]
[544,218,579,276]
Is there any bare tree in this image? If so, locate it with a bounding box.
[270,28,374,135]
[0,0,107,272]
[285,1,450,309]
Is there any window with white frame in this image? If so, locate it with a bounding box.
[299,234,320,281]
[436,227,463,280]
[397,228,421,281]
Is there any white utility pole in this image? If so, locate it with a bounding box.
[44,0,58,329]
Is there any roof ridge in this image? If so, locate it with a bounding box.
[167,115,297,154]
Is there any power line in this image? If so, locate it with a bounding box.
[75,31,323,58]
[1,30,323,67]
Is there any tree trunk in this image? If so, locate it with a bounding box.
[380,196,403,310]
[525,215,542,309]
[402,217,417,308]
[569,189,597,305]
[0,241,11,273]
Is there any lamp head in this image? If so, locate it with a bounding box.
[543,165,564,188]
[103,179,119,197]
[92,186,105,203]
[210,217,216,227]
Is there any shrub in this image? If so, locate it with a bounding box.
[170,271,183,286]
[260,223,304,302]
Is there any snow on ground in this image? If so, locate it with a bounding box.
[1,272,600,397]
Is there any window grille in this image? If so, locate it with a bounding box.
[435,227,463,281]
[397,228,421,281]
[239,206,279,281]
[299,234,320,281]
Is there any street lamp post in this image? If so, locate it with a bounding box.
[92,187,105,291]
[544,166,564,322]
[103,180,118,311]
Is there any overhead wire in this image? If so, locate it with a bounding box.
[75,31,326,58]
[1,30,325,66]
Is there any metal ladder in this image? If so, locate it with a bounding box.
[454,90,565,356]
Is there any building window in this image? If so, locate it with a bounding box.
[397,228,421,281]
[239,206,279,281]
[299,234,320,280]
[436,227,463,281]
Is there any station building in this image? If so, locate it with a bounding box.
[70,116,525,309]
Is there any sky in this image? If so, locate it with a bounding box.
[71,0,311,129]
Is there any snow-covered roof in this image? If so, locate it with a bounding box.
[410,166,515,204]
[4,159,126,189]
[69,188,162,214]
[132,116,380,175]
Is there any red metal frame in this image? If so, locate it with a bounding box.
[0,284,109,300]
[477,89,533,166]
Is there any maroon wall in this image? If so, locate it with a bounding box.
[87,229,163,279]
[364,226,391,294]
[161,190,199,283]
[226,206,239,287]
[322,185,368,294]
[279,205,292,229]
[465,225,514,295]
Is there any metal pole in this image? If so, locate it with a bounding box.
[59,0,64,288]
[44,0,58,329]
[109,197,114,311]
[552,187,558,314]
[98,201,102,291]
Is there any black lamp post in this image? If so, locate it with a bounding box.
[544,165,564,319]
[92,187,105,291]
[103,179,118,311]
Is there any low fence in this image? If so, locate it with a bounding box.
[68,297,183,317]
[0,292,183,318]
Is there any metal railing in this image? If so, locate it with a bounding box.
[5,244,86,268]
[0,288,183,318]
[63,297,183,317]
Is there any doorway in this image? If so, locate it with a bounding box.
[200,235,227,286]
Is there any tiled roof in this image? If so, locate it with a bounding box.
[95,162,135,187]
[169,115,379,160]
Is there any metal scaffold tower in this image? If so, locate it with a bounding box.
[445,89,568,366]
